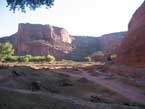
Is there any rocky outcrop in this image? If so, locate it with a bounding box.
[17,23,72,44]
[67,36,101,61]
[117,1,145,66]
[67,33,125,61]
[0,23,125,60]
[14,23,73,59]
[100,32,126,53]
[0,34,16,44]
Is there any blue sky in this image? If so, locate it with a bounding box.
[0,0,144,37]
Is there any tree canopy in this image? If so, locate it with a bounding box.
[6,0,55,12]
[0,42,14,60]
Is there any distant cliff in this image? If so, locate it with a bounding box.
[67,32,126,60]
[117,1,145,66]
[0,23,126,60]
[67,36,101,60]
[100,32,126,53]
[14,23,73,59]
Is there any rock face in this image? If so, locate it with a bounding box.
[117,1,145,66]
[0,34,16,44]
[0,23,125,60]
[15,23,72,59]
[67,33,126,61]
[67,36,101,60]
[100,32,126,53]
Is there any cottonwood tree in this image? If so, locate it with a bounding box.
[6,0,55,12]
[0,42,14,61]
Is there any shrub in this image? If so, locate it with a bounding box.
[38,56,45,62]
[29,56,39,62]
[18,56,29,62]
[29,56,45,62]
[84,56,92,62]
[45,55,55,62]
[25,55,32,60]
[4,56,18,62]
[3,54,56,63]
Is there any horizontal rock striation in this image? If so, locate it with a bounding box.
[0,23,125,60]
[15,23,73,59]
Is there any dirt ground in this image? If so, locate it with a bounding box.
[0,62,145,109]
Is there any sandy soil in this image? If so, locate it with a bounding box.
[0,62,145,109]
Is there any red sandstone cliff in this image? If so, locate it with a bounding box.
[100,32,126,53]
[67,33,125,61]
[117,1,145,66]
[15,23,73,59]
[0,23,125,60]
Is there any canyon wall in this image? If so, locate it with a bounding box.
[15,23,73,59]
[0,23,125,60]
[100,32,126,53]
[117,1,145,66]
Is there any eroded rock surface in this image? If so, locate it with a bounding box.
[0,23,125,60]
[117,1,145,66]
[15,23,73,59]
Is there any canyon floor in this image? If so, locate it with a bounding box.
[0,62,145,109]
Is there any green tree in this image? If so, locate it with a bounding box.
[45,55,55,62]
[84,56,92,62]
[6,0,55,12]
[25,54,32,60]
[0,42,14,61]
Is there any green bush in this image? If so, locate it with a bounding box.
[25,55,32,60]
[45,55,55,62]
[18,56,29,62]
[29,56,45,62]
[84,56,92,62]
[4,56,18,62]
[3,54,56,63]
[29,56,39,62]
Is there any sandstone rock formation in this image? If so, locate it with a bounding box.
[67,36,101,60]
[117,1,145,66]
[100,32,126,53]
[68,33,126,61]
[15,23,73,59]
[0,23,125,60]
